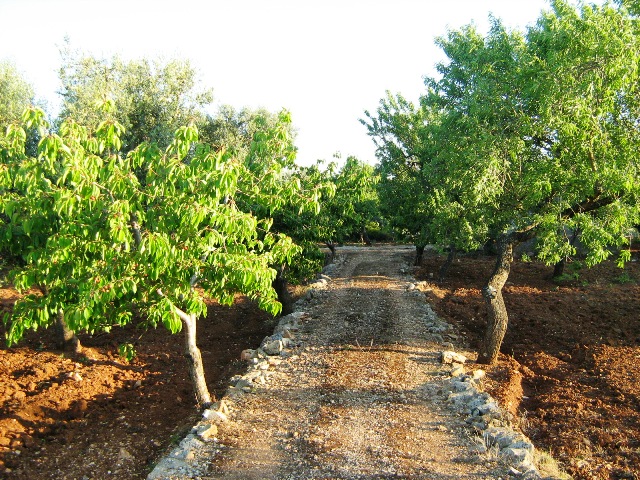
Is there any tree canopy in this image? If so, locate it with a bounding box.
[0,103,305,406]
[366,0,640,363]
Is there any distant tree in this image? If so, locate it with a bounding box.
[57,44,213,152]
[199,105,288,157]
[0,61,35,125]
[0,61,40,156]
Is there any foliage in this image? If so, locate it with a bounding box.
[0,105,299,348]
[367,0,640,363]
[118,342,136,362]
[0,61,36,126]
[57,44,213,153]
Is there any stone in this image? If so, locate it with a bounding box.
[450,365,465,377]
[501,447,533,465]
[262,339,283,355]
[118,447,134,462]
[484,427,528,450]
[448,390,478,407]
[65,372,83,382]
[472,369,486,381]
[234,378,253,389]
[202,409,228,424]
[12,391,26,402]
[282,329,295,339]
[440,351,467,365]
[69,399,88,419]
[195,424,217,440]
[240,349,256,361]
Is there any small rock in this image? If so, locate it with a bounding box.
[65,372,83,382]
[202,409,228,423]
[69,399,88,419]
[440,351,467,365]
[195,424,217,440]
[20,434,35,448]
[472,369,486,381]
[12,391,26,402]
[450,365,466,377]
[118,447,134,462]
[240,349,256,361]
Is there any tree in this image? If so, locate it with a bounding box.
[441,2,640,363]
[368,0,640,364]
[0,61,35,126]
[1,104,301,407]
[57,45,213,152]
[363,92,438,265]
[0,61,40,157]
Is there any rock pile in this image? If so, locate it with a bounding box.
[439,350,542,478]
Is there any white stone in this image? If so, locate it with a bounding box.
[441,351,467,364]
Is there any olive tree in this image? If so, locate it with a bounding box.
[57,46,213,152]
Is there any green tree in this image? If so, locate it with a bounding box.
[369,0,640,364]
[58,45,213,152]
[0,61,35,126]
[1,105,300,406]
[437,2,640,363]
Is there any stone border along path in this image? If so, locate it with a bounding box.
[148,245,551,480]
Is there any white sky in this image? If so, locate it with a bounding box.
[0,0,558,165]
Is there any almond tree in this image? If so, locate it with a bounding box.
[368,0,640,364]
[441,2,639,363]
[1,104,302,407]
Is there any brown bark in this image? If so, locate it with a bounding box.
[55,310,82,353]
[478,234,514,365]
[553,260,566,278]
[414,245,426,267]
[438,246,456,283]
[176,308,212,408]
[273,266,293,315]
[552,229,580,279]
[326,242,336,262]
[361,226,372,246]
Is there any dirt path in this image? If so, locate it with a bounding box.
[152,245,513,479]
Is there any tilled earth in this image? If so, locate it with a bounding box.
[416,249,640,480]
[2,244,638,479]
[0,292,274,479]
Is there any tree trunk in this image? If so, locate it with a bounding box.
[325,242,336,263]
[478,234,514,365]
[553,260,566,278]
[552,229,579,279]
[55,310,82,353]
[178,310,212,408]
[361,226,372,246]
[414,245,426,267]
[273,265,293,315]
[438,246,457,282]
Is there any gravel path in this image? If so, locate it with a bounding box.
[148,245,518,479]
